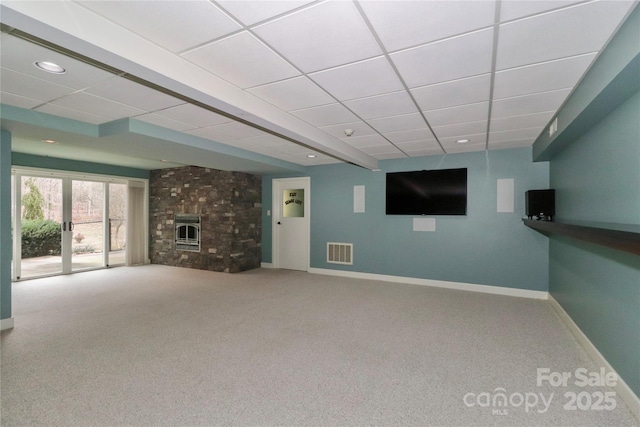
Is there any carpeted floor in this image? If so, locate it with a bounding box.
[1,265,637,426]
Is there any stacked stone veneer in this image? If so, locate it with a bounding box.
[149,166,261,273]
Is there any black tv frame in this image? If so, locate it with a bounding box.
[386,168,467,216]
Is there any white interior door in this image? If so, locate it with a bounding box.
[273,177,310,271]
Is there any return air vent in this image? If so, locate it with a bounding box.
[327,242,353,265]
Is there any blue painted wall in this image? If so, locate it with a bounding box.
[263,147,550,291]
[549,91,640,396]
[1,131,12,320]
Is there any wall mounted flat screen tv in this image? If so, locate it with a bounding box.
[386,168,467,215]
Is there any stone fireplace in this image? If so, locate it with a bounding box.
[149,166,261,273]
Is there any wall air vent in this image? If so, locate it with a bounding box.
[327,242,353,265]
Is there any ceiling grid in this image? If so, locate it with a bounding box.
[0,0,636,172]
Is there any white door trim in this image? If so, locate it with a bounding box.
[272,177,310,271]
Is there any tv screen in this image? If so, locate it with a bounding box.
[386,168,467,215]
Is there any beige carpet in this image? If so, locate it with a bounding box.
[1,265,637,426]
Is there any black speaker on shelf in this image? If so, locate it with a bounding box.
[526,189,555,220]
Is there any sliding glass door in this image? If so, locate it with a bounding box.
[108,183,127,266]
[12,170,134,280]
[71,180,105,272]
[18,176,64,279]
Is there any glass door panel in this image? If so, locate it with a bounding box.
[19,176,63,279]
[71,180,104,271]
[108,183,127,266]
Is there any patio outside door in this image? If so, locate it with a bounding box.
[17,176,63,279]
[12,172,129,280]
[70,179,105,272]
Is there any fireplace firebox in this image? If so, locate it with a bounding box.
[175,214,201,252]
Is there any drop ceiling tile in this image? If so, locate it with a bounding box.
[404,148,445,157]
[360,143,405,155]
[78,1,241,53]
[412,74,491,111]
[489,127,542,144]
[85,77,183,112]
[432,120,487,139]
[496,1,634,70]
[342,134,390,149]
[185,125,234,142]
[1,68,76,102]
[490,112,554,133]
[207,122,265,140]
[182,32,299,89]
[154,104,232,128]
[253,1,382,73]
[48,92,146,121]
[0,33,114,89]
[220,139,263,151]
[216,0,315,26]
[423,102,489,127]
[444,142,487,154]
[237,134,292,148]
[360,0,496,52]
[294,158,319,166]
[320,121,376,139]
[384,128,436,144]
[34,103,108,124]
[396,140,441,152]
[344,91,417,120]
[368,113,427,134]
[493,54,595,99]
[246,146,273,156]
[440,133,487,147]
[309,56,404,101]
[291,103,359,127]
[247,77,334,111]
[500,1,584,22]
[0,91,43,109]
[372,151,407,160]
[134,113,196,132]
[263,149,306,163]
[492,89,571,119]
[271,153,308,165]
[391,29,494,88]
[271,143,313,155]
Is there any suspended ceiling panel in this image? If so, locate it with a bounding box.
[0,0,637,173]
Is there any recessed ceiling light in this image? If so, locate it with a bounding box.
[456,139,470,144]
[307,154,317,158]
[344,129,355,137]
[160,159,168,162]
[42,139,59,145]
[34,61,66,74]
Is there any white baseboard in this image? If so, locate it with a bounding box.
[549,295,640,422]
[308,267,548,300]
[1,317,14,331]
[261,262,274,269]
